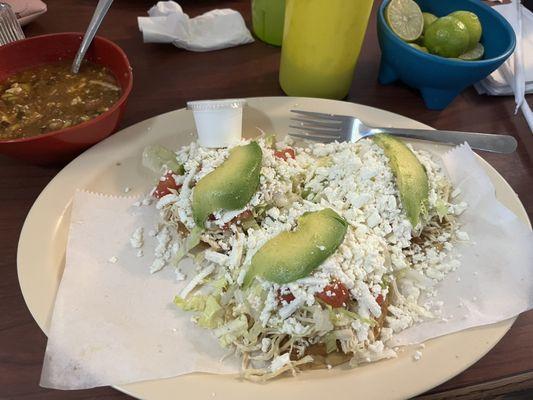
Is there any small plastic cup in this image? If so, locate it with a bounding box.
[187,99,246,148]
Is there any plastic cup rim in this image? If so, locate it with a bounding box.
[187,98,247,112]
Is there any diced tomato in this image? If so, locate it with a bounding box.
[153,171,182,199]
[222,209,254,230]
[376,294,384,306]
[274,148,296,161]
[316,281,350,308]
[277,290,295,304]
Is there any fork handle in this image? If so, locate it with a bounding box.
[373,127,517,154]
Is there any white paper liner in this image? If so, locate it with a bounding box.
[40,144,533,389]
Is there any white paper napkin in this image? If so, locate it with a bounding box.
[40,191,239,390]
[137,1,254,52]
[392,144,533,344]
[475,1,533,132]
[40,146,533,389]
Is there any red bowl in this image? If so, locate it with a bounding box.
[0,33,133,165]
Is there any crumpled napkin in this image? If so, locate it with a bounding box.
[4,0,47,26]
[475,1,533,133]
[137,1,254,51]
[40,145,533,389]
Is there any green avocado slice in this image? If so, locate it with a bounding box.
[242,208,347,288]
[372,134,429,227]
[192,141,262,228]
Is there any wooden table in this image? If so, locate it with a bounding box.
[1,1,532,399]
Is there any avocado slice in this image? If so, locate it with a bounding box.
[372,134,429,227]
[192,141,262,228]
[242,208,347,288]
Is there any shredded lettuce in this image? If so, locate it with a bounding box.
[174,294,207,311]
[240,216,260,231]
[211,277,228,293]
[244,320,263,344]
[317,156,332,167]
[175,294,224,329]
[264,134,276,148]
[312,307,334,333]
[328,307,376,327]
[173,226,203,264]
[142,144,184,175]
[323,332,339,354]
[197,296,224,328]
[213,315,248,347]
[435,198,450,221]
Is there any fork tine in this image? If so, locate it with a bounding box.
[288,132,339,142]
[290,117,341,129]
[290,109,349,121]
[0,3,24,45]
[289,124,342,137]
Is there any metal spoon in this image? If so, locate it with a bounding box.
[71,0,114,73]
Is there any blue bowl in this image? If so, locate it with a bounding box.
[377,0,516,110]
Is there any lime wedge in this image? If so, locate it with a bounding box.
[459,43,484,61]
[422,12,437,34]
[409,43,428,53]
[386,0,424,42]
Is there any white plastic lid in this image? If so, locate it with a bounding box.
[187,98,246,112]
[187,99,246,148]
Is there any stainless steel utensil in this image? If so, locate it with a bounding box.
[0,3,24,46]
[71,0,113,73]
[289,110,517,154]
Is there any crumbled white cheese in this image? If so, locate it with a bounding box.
[413,350,422,361]
[270,353,291,372]
[456,231,469,241]
[175,269,186,281]
[108,256,118,264]
[261,337,272,352]
[142,137,465,368]
[130,227,144,249]
[141,197,152,206]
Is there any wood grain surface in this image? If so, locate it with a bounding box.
[1,1,532,399]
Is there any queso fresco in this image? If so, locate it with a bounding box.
[0,60,121,140]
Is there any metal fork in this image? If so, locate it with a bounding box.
[289,110,517,154]
[0,3,24,46]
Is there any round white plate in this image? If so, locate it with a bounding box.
[18,97,529,400]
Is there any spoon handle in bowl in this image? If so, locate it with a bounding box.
[71,0,114,73]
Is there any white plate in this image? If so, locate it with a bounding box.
[17,97,529,400]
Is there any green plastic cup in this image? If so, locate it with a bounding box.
[251,0,285,46]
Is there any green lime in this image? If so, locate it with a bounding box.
[409,43,429,53]
[458,42,484,60]
[424,16,470,58]
[449,10,482,50]
[386,0,424,42]
[422,12,437,33]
